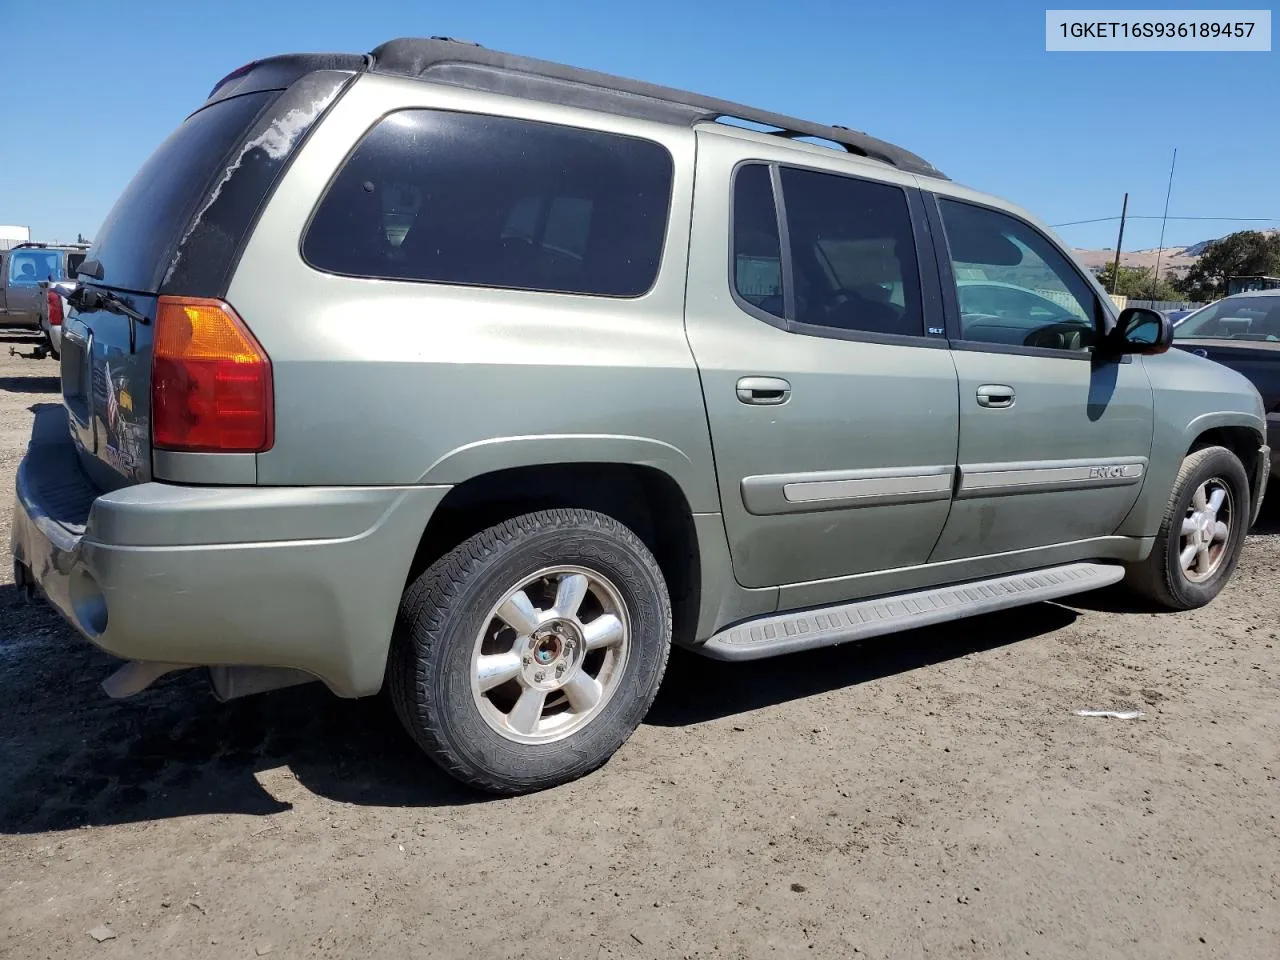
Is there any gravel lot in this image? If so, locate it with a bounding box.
[0,331,1277,960]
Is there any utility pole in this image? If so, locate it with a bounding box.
[1109,193,1128,295]
[1150,148,1177,302]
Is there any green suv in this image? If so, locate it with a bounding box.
[11,39,1270,794]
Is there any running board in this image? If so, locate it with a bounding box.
[698,562,1125,661]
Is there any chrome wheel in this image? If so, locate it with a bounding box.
[470,566,630,745]
[1178,478,1233,583]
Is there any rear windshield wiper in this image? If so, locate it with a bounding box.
[63,282,151,354]
[72,285,150,326]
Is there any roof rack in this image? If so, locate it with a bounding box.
[367,38,946,180]
[11,241,90,251]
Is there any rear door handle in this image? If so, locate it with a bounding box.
[736,376,791,405]
[976,384,1015,408]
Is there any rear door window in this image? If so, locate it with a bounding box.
[780,167,924,338]
[731,163,785,320]
[303,110,674,298]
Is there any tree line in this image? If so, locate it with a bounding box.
[1094,230,1280,302]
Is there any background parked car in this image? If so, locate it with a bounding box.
[0,242,88,329]
[1172,289,1280,479]
[36,279,74,359]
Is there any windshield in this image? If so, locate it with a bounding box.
[7,249,62,284]
[1174,295,1280,341]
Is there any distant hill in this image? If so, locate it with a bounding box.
[1071,228,1279,278]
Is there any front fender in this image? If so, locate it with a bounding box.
[1119,409,1266,538]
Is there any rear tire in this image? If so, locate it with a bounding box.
[388,508,671,794]
[1124,445,1250,610]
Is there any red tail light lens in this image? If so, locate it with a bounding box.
[151,296,273,453]
[46,290,63,327]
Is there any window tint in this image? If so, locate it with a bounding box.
[304,110,674,298]
[66,252,86,277]
[780,167,923,337]
[938,199,1101,352]
[731,164,784,319]
[8,250,61,284]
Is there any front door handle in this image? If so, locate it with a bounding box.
[976,384,1015,408]
[736,376,791,405]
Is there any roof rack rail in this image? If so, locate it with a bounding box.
[366,38,945,180]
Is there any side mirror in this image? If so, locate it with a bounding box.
[1106,306,1172,356]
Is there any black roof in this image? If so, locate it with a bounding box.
[368,38,945,179]
[206,37,945,180]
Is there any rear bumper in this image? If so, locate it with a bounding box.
[12,407,448,697]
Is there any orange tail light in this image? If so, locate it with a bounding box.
[151,296,273,453]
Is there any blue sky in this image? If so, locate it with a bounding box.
[2,0,1276,252]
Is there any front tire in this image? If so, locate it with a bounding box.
[388,509,671,794]
[1125,445,1250,609]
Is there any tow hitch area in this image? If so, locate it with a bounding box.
[8,343,49,360]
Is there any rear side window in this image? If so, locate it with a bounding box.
[303,110,674,297]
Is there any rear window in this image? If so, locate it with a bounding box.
[87,91,273,292]
[303,110,674,298]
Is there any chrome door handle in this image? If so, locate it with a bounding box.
[736,376,791,405]
[976,384,1015,408]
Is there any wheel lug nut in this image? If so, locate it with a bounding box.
[534,670,545,682]
[522,656,532,666]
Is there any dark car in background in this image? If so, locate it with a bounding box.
[1173,289,1280,480]
[0,242,89,329]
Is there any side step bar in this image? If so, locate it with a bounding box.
[698,562,1125,661]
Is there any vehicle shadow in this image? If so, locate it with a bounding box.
[649,601,1078,726]
[1252,492,1280,535]
[0,375,60,394]
[0,584,480,835]
[0,581,1083,832]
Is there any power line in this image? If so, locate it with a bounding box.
[1051,215,1280,227]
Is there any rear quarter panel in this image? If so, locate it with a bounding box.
[226,74,719,514]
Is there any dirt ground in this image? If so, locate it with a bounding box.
[0,329,1276,960]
